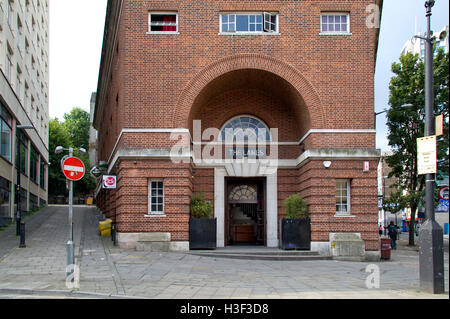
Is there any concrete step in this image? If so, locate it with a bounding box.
[188,249,332,261]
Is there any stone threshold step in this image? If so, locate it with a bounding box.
[188,252,332,261]
[190,250,319,256]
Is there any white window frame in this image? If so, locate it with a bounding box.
[147,180,165,216]
[320,13,351,35]
[336,179,351,216]
[220,12,279,35]
[147,12,179,34]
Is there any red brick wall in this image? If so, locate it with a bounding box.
[96,0,380,250]
[299,160,379,251]
[115,159,192,241]
[98,0,378,160]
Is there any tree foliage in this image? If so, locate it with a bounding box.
[48,118,70,196]
[190,192,213,219]
[63,107,90,150]
[283,194,309,219]
[48,108,96,198]
[386,48,449,245]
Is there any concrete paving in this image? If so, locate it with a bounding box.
[0,205,448,299]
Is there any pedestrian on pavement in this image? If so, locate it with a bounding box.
[379,224,383,236]
[386,221,399,249]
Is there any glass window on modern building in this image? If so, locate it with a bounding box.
[30,146,38,183]
[0,177,12,225]
[39,158,46,189]
[0,103,13,162]
[16,129,28,175]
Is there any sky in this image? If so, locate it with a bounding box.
[49,0,449,152]
[49,0,108,121]
[375,0,449,152]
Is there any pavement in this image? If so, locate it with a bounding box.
[0,205,448,300]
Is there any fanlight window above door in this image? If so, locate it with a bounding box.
[220,116,271,143]
[229,185,258,202]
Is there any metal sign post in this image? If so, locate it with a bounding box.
[417,0,445,295]
[67,148,74,278]
[61,149,86,279]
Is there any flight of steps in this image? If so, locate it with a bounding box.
[188,247,332,261]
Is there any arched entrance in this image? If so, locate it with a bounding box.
[226,179,266,246]
[185,56,319,248]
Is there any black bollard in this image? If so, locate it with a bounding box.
[111,222,117,246]
[16,218,21,236]
[19,222,26,248]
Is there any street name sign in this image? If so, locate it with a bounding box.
[62,157,85,182]
[417,136,436,175]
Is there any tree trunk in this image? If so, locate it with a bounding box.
[409,203,417,246]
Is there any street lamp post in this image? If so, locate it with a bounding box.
[416,0,444,294]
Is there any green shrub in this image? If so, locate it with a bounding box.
[283,194,309,219]
[190,192,213,219]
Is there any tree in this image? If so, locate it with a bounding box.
[48,108,96,199]
[386,49,449,246]
[63,107,90,151]
[48,118,70,196]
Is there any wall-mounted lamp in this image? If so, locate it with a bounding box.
[323,161,332,168]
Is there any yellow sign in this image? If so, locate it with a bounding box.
[417,136,437,175]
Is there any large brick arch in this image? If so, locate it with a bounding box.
[173,54,324,130]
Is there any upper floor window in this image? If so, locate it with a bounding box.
[220,12,278,34]
[320,13,350,34]
[148,12,178,33]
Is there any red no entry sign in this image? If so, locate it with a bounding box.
[62,157,85,181]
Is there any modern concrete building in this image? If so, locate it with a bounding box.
[0,0,49,225]
[94,0,383,258]
[401,25,449,58]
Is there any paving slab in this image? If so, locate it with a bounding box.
[0,205,448,299]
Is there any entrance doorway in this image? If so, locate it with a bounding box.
[225,178,266,246]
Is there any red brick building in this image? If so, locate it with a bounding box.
[94,0,383,257]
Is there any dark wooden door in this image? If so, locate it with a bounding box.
[225,178,266,246]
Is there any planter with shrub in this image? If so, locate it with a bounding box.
[279,194,311,250]
[189,192,216,250]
